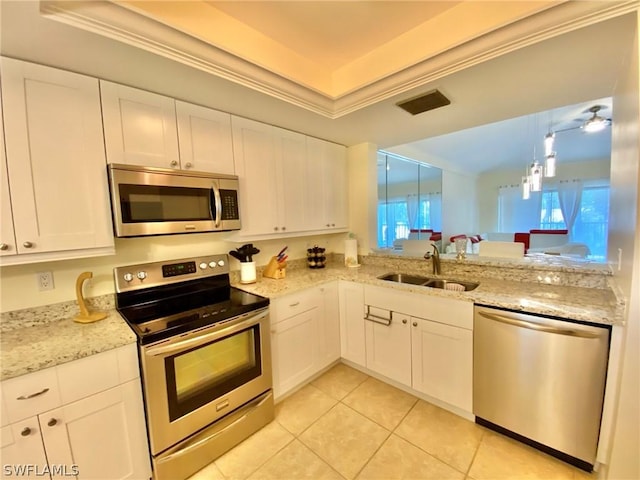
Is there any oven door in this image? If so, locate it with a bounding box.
[140,307,271,455]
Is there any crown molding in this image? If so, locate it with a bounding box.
[41,0,639,119]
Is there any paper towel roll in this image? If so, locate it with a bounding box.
[344,239,358,266]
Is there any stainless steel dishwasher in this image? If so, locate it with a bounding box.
[473,305,610,472]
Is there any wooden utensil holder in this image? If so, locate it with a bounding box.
[263,256,286,279]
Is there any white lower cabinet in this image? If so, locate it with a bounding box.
[270,282,341,400]
[364,309,412,387]
[0,345,151,480]
[411,317,473,412]
[363,285,474,413]
[1,417,48,480]
[338,281,366,366]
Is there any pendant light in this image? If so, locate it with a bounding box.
[544,152,557,178]
[530,161,543,192]
[544,132,555,156]
[522,175,531,200]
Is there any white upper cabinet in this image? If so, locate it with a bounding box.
[0,99,16,258]
[101,81,235,174]
[232,116,310,236]
[0,58,114,263]
[232,116,280,236]
[101,81,180,169]
[306,137,348,231]
[175,100,234,174]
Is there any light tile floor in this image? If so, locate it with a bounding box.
[189,364,595,480]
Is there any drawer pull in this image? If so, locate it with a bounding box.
[47,418,58,427]
[17,387,49,400]
[289,301,300,307]
[21,427,32,437]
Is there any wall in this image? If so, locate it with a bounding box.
[0,233,344,312]
[606,10,640,480]
[347,143,378,255]
[442,170,477,245]
[476,158,611,233]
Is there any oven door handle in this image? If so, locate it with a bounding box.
[144,308,268,357]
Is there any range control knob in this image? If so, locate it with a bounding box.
[123,273,134,283]
[217,260,225,267]
[209,261,217,268]
[137,271,147,280]
[199,262,208,270]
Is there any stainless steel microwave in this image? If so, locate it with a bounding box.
[107,164,241,237]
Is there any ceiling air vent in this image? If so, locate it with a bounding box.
[396,89,450,115]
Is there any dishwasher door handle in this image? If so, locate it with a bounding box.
[478,310,604,338]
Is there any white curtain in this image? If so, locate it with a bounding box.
[498,184,541,232]
[406,193,419,230]
[557,180,583,237]
[428,192,442,231]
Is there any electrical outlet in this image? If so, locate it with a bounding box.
[37,271,54,291]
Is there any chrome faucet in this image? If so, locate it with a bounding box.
[424,243,441,275]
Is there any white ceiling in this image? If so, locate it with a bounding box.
[2,1,635,176]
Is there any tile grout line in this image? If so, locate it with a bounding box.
[463,428,487,479]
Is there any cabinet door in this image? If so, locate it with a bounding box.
[41,380,151,480]
[231,116,279,236]
[0,99,16,258]
[101,80,179,169]
[273,127,308,233]
[318,282,341,370]
[322,141,348,229]
[411,318,473,412]
[1,418,48,480]
[338,281,366,366]
[271,308,319,399]
[175,101,234,174]
[365,310,411,387]
[1,58,114,255]
[306,138,348,231]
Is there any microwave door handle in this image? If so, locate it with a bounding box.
[211,184,222,228]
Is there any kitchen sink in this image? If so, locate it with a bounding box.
[423,278,479,291]
[377,273,479,291]
[376,273,431,285]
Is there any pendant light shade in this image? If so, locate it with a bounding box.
[530,162,542,192]
[522,176,531,200]
[544,153,557,178]
[544,132,555,156]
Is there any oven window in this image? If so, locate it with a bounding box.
[119,184,212,223]
[166,326,262,421]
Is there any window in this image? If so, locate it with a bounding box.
[377,198,438,248]
[539,184,609,260]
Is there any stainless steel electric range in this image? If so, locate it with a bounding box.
[114,254,273,480]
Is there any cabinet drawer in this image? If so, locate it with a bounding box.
[272,288,321,323]
[420,296,473,330]
[2,368,61,424]
[56,348,121,405]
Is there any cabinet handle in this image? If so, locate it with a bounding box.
[185,162,192,169]
[17,387,49,400]
[21,427,32,437]
[412,322,418,327]
[274,227,279,231]
[289,301,300,307]
[170,160,178,167]
[47,418,58,427]
[282,226,286,231]
[326,224,330,227]
[22,241,34,249]
[0,243,8,251]
[402,319,408,324]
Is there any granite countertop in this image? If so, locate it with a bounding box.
[1,309,135,381]
[1,258,623,382]
[234,263,623,326]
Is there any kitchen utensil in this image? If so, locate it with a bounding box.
[74,272,108,323]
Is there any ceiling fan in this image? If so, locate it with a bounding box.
[555,105,612,134]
